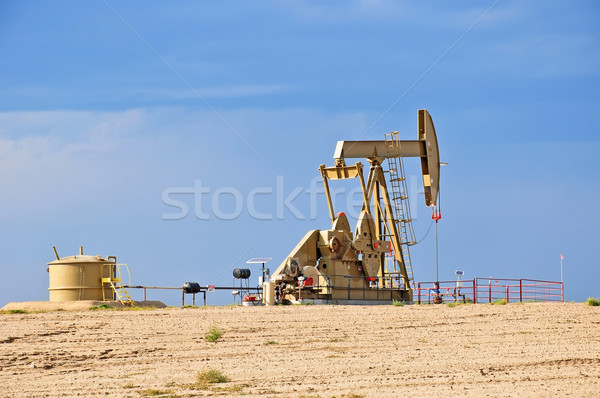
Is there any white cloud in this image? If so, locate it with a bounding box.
[0,110,148,217]
[0,106,374,222]
[124,84,290,102]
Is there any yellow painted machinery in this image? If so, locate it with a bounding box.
[268,109,440,304]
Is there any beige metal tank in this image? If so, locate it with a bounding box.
[263,281,275,306]
[48,246,115,301]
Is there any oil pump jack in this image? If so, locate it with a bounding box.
[268,109,441,304]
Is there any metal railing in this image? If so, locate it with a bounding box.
[292,273,410,302]
[415,278,564,304]
[474,278,564,303]
[124,276,564,306]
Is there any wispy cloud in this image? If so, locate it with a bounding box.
[133,84,290,101]
[492,33,600,79]
[0,107,371,221]
[101,0,261,158]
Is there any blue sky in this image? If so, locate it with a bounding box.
[1,1,598,306]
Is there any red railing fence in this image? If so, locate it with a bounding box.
[414,277,563,304]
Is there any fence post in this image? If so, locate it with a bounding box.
[418,283,421,304]
[347,277,351,300]
[363,276,366,300]
[505,285,509,303]
[519,280,522,302]
[489,282,492,303]
[473,279,477,304]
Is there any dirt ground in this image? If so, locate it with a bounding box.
[1,302,599,397]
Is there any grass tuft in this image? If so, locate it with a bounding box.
[139,388,173,396]
[88,303,112,310]
[490,299,507,305]
[8,309,28,314]
[587,297,600,306]
[265,340,278,345]
[205,325,223,342]
[392,299,405,307]
[196,369,229,385]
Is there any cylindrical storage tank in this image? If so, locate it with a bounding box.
[233,268,251,279]
[48,254,115,301]
[263,281,275,306]
[183,282,201,294]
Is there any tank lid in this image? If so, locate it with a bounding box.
[48,254,111,265]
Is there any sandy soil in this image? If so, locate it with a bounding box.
[1,302,599,397]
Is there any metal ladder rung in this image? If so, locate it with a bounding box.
[385,132,416,288]
[102,276,133,306]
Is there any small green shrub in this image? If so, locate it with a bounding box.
[88,303,112,311]
[491,299,507,305]
[587,297,600,306]
[139,388,172,396]
[446,302,456,308]
[205,325,223,342]
[392,299,405,307]
[265,340,278,345]
[8,309,28,314]
[196,369,229,385]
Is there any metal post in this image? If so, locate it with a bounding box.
[519,280,523,302]
[560,257,563,283]
[435,221,439,282]
[418,282,421,304]
[143,287,147,301]
[203,291,207,306]
[347,277,351,300]
[181,289,185,307]
[489,281,492,303]
[473,279,477,304]
[192,293,196,307]
[363,276,365,300]
[505,285,509,303]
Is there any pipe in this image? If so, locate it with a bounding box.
[52,245,60,261]
[80,246,83,255]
